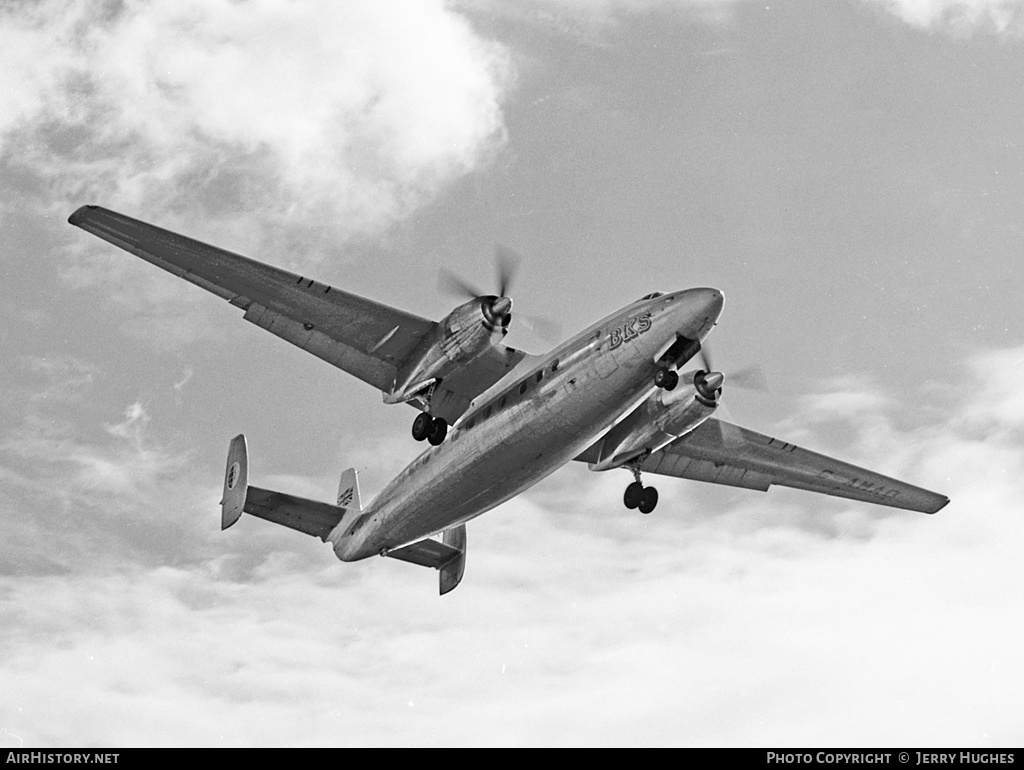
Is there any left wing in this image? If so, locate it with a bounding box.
[635,417,949,513]
[68,205,518,421]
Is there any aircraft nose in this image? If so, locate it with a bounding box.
[695,287,724,318]
[674,287,724,341]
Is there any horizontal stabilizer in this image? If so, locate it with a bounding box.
[386,524,467,595]
[386,538,462,569]
[243,487,346,541]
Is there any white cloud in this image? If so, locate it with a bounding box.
[864,0,1024,37]
[959,346,1024,431]
[0,0,511,240]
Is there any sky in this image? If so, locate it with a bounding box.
[1,0,1023,748]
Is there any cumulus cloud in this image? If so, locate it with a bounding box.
[0,0,510,241]
[864,0,1024,37]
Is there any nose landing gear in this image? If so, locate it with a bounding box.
[412,412,448,445]
[654,366,679,391]
[623,466,658,514]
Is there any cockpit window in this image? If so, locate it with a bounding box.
[639,292,664,300]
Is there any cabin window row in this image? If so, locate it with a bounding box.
[463,363,558,431]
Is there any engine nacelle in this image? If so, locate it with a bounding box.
[385,296,511,404]
[588,369,720,471]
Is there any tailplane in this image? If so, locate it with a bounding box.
[219,434,346,541]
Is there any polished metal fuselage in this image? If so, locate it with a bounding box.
[329,288,724,562]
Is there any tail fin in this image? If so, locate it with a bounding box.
[336,468,362,512]
[220,434,248,530]
[439,524,467,596]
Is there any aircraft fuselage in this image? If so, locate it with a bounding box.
[330,288,724,561]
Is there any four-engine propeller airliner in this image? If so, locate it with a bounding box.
[69,205,949,594]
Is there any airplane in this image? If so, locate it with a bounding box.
[68,205,949,595]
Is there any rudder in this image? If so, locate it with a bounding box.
[336,467,362,512]
[439,524,467,596]
[220,434,248,530]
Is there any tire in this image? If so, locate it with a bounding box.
[624,481,644,509]
[427,417,448,446]
[665,370,679,391]
[638,486,659,514]
[412,412,433,442]
[654,368,670,389]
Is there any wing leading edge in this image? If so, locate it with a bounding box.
[68,205,519,421]
[636,417,948,514]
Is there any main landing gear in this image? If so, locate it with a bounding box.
[654,366,679,391]
[623,466,658,514]
[412,412,448,445]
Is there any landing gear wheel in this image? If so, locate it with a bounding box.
[624,481,644,510]
[638,486,659,514]
[427,417,448,446]
[654,367,672,389]
[664,370,679,391]
[412,412,433,442]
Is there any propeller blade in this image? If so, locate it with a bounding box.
[439,245,522,301]
[711,406,746,446]
[495,244,521,298]
[515,313,563,345]
[697,343,714,374]
[729,364,768,393]
[438,267,485,300]
[695,342,766,392]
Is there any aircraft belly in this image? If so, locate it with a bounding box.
[347,309,696,558]
[370,364,654,551]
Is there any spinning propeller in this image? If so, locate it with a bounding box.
[439,246,561,343]
[439,245,518,328]
[694,343,768,396]
[692,342,768,445]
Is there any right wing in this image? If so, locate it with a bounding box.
[68,206,520,422]
[637,417,949,514]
